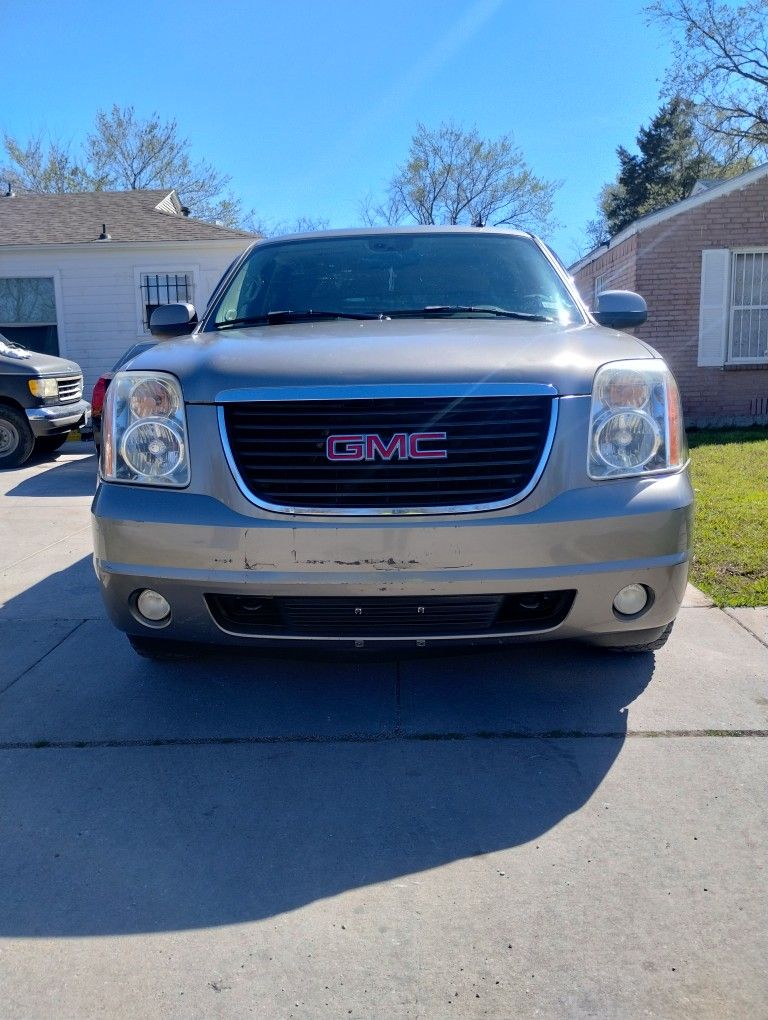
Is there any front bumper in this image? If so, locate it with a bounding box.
[92,469,694,649]
[26,399,91,437]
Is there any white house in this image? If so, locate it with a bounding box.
[0,189,254,389]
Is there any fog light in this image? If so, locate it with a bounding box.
[137,589,171,622]
[613,584,648,616]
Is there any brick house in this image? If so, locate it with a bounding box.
[570,164,768,425]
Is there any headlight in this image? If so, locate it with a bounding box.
[588,359,686,479]
[101,371,189,486]
[129,378,179,419]
[28,378,59,399]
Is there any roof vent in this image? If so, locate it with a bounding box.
[98,223,112,241]
[4,182,15,198]
[180,205,190,217]
[691,179,718,196]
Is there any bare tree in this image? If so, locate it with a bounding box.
[648,0,768,153]
[363,122,559,234]
[2,106,328,232]
[241,213,330,237]
[2,136,102,193]
[85,106,237,222]
[2,105,242,225]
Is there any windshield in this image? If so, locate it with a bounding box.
[112,341,158,372]
[208,232,584,328]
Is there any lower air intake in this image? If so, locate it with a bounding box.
[205,591,576,638]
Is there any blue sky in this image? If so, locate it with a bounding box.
[2,0,674,261]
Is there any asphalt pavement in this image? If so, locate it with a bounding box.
[0,443,766,1019]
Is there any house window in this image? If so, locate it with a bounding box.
[729,252,768,361]
[0,277,59,356]
[594,274,608,305]
[139,273,193,331]
[698,249,768,367]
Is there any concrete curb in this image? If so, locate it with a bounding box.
[682,584,715,608]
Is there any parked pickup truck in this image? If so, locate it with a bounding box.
[0,334,90,468]
[91,227,693,659]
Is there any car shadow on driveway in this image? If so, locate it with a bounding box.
[0,556,656,937]
[4,448,97,499]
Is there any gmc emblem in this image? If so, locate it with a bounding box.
[326,431,448,462]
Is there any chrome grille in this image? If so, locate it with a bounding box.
[56,376,83,403]
[221,393,556,514]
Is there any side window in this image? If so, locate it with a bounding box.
[139,272,193,332]
[0,277,59,356]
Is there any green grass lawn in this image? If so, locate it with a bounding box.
[687,427,768,607]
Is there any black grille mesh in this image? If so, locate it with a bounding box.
[206,591,576,638]
[223,395,553,510]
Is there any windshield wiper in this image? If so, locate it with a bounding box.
[215,305,556,329]
[386,305,554,322]
[215,309,383,329]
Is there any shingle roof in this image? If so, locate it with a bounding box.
[0,189,255,245]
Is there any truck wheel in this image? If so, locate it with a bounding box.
[35,433,70,455]
[0,405,35,469]
[128,635,198,661]
[606,620,675,654]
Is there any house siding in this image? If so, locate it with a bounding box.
[635,176,768,424]
[573,235,639,311]
[573,175,768,425]
[0,240,249,391]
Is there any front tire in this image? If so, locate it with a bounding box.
[0,405,35,469]
[606,620,675,654]
[34,433,70,455]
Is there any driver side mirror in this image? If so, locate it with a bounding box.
[149,302,198,338]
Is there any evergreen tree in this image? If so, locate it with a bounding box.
[600,96,749,236]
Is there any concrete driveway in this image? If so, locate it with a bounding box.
[1,444,766,1018]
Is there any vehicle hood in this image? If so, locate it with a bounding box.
[0,344,82,379]
[127,319,658,402]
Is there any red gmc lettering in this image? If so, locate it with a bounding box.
[326,434,365,461]
[326,432,448,462]
[408,432,448,459]
[365,433,407,461]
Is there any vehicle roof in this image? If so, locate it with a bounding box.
[113,340,158,371]
[250,225,536,246]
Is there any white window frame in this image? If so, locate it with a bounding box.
[0,271,66,357]
[728,248,768,365]
[134,265,200,335]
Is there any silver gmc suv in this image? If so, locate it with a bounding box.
[91,227,692,659]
